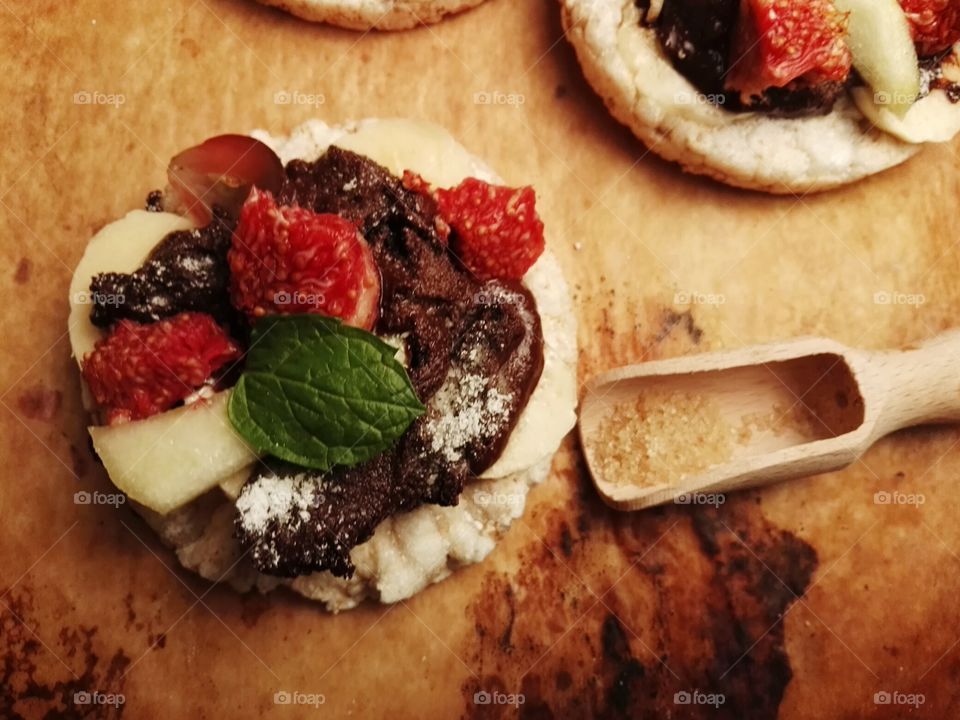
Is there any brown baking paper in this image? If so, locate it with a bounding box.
[2,0,960,717]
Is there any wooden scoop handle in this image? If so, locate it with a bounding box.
[864,328,960,439]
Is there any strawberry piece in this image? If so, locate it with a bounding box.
[428,178,544,281]
[82,312,241,425]
[228,189,381,328]
[899,0,960,55]
[166,135,285,225]
[726,0,853,97]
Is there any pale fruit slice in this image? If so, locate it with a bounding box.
[852,86,960,143]
[68,210,195,367]
[219,466,252,500]
[90,391,258,514]
[335,119,495,187]
[834,0,920,116]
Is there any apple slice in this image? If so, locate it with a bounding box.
[834,0,920,116]
[89,391,258,514]
[219,467,251,500]
[165,134,285,224]
[335,119,494,187]
[852,85,960,143]
[68,210,195,369]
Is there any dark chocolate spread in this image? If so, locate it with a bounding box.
[643,0,845,116]
[89,208,237,328]
[235,149,545,578]
[279,147,473,399]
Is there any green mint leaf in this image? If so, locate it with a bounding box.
[228,315,425,470]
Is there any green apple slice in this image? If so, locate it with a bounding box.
[89,391,258,514]
[834,0,920,116]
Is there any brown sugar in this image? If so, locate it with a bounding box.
[592,391,826,488]
[592,390,737,487]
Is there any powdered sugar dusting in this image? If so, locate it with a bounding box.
[423,367,512,464]
[237,473,317,535]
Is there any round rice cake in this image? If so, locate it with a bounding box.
[560,0,923,193]
[123,118,578,612]
[254,0,488,30]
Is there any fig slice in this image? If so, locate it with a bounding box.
[165,134,285,224]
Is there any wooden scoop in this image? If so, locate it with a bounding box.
[580,330,960,511]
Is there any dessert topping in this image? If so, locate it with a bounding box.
[899,0,960,55]
[164,134,285,225]
[227,315,424,471]
[89,209,236,329]
[405,175,546,281]
[726,0,853,98]
[82,312,241,425]
[228,188,381,328]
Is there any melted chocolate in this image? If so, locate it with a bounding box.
[89,209,238,328]
[653,0,738,98]
[279,147,441,242]
[281,147,479,399]
[647,0,846,116]
[236,149,545,578]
